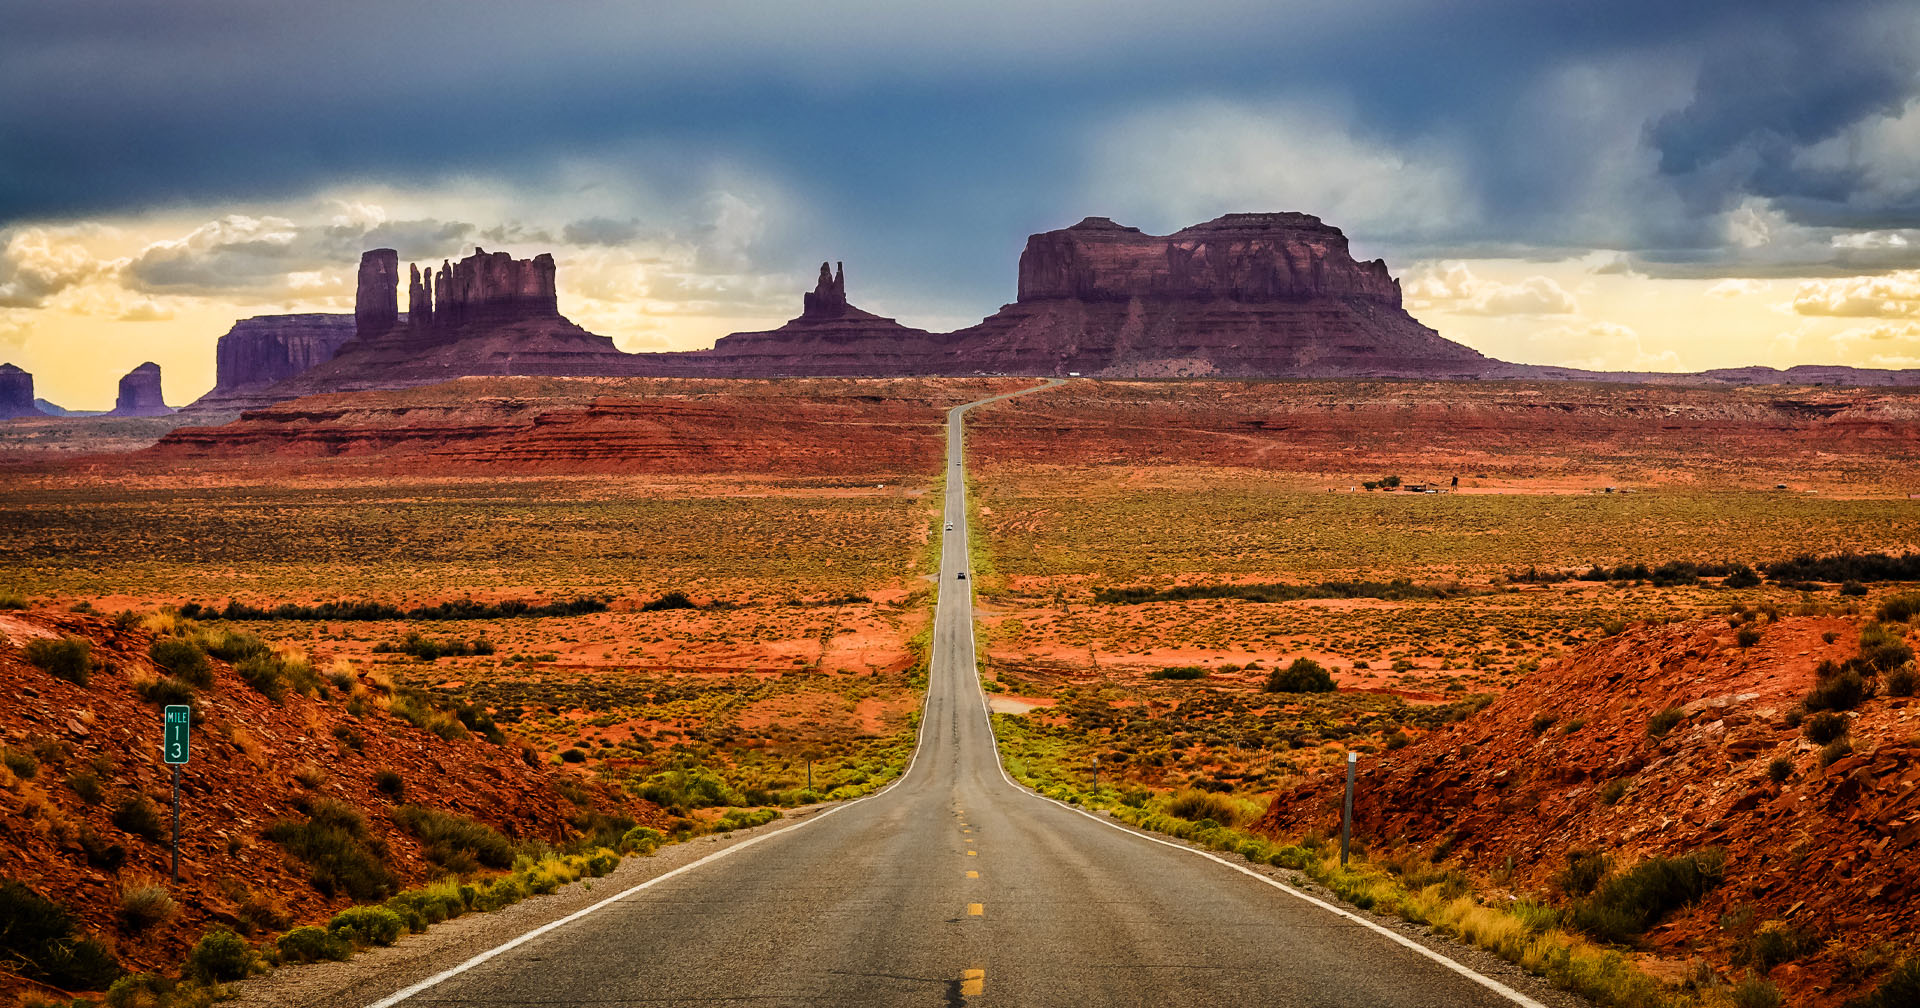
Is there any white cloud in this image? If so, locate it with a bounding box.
[1790,270,1920,317]
[1535,320,1680,371]
[1772,321,1920,369]
[1403,261,1576,315]
[0,226,117,308]
[1706,278,1770,298]
[1082,98,1479,244]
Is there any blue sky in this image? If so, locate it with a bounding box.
[4,0,1920,405]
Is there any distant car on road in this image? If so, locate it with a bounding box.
[957,572,967,580]
[946,522,954,530]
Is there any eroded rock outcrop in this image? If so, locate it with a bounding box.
[187,314,356,411]
[0,363,40,418]
[639,262,944,377]
[945,213,1493,378]
[111,362,173,416]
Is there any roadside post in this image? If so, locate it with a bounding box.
[1340,751,1357,867]
[163,705,189,882]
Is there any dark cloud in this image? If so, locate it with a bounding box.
[562,217,642,246]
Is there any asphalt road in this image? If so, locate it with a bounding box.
[375,381,1564,1007]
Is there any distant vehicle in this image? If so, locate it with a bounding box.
[957,572,967,580]
[946,523,954,530]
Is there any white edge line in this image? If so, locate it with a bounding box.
[364,382,1049,1008]
[953,392,1550,1008]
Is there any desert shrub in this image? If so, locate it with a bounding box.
[1877,593,1920,624]
[1840,580,1869,596]
[1821,739,1854,766]
[1888,664,1917,697]
[1570,849,1725,943]
[1806,670,1871,712]
[1264,658,1334,693]
[637,767,744,809]
[1735,626,1763,647]
[640,591,697,611]
[374,769,404,797]
[104,973,173,1008]
[1730,976,1786,1008]
[1646,707,1684,738]
[1556,850,1609,897]
[0,879,123,989]
[24,636,91,685]
[117,881,176,931]
[186,927,250,982]
[1763,551,1920,584]
[1726,565,1762,588]
[113,794,166,841]
[1530,714,1557,735]
[276,925,350,963]
[182,596,609,622]
[1767,758,1794,783]
[234,654,287,703]
[1860,626,1914,673]
[264,800,395,900]
[326,905,404,948]
[1803,711,1849,744]
[1384,729,1411,750]
[560,747,587,763]
[148,638,213,689]
[134,675,195,707]
[194,628,268,663]
[1096,578,1450,605]
[715,807,779,832]
[619,826,666,855]
[78,825,127,872]
[1148,665,1206,680]
[234,892,291,936]
[1736,922,1818,971]
[1597,778,1628,805]
[391,806,515,873]
[389,692,467,741]
[1,746,38,778]
[1846,958,1920,1008]
[67,771,105,804]
[1165,789,1245,827]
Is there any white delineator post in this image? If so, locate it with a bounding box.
[1340,751,1357,867]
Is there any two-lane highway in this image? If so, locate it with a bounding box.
[367,380,1562,1007]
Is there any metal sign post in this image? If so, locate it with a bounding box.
[1340,751,1357,867]
[163,705,189,883]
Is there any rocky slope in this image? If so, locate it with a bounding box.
[110,362,174,417]
[188,314,357,412]
[1,363,41,418]
[0,608,658,983]
[1255,613,1920,1002]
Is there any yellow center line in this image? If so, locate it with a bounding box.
[965,870,978,878]
[961,968,985,996]
[966,850,976,856]
[967,903,984,916]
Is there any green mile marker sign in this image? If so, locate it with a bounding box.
[163,705,190,765]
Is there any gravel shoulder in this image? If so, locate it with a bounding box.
[225,802,840,1008]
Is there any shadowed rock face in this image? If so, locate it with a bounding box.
[189,314,357,411]
[354,249,400,343]
[0,363,40,418]
[111,361,173,416]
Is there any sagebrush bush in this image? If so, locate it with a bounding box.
[1570,849,1724,943]
[1148,665,1206,680]
[264,799,395,900]
[1555,850,1608,897]
[1646,707,1684,737]
[1846,957,1920,1008]
[1877,593,1920,624]
[134,674,196,707]
[1803,711,1849,744]
[0,879,122,989]
[391,805,515,873]
[1889,663,1917,698]
[235,654,287,703]
[118,880,176,931]
[1166,789,1246,827]
[24,636,91,685]
[186,927,250,982]
[148,638,213,689]
[1805,669,1871,712]
[1264,658,1334,693]
[276,925,350,963]
[113,794,166,841]
[327,905,404,947]
[374,769,404,797]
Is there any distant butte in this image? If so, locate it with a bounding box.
[110,361,174,416]
[99,212,1920,415]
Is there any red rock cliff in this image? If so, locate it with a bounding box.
[188,314,357,411]
[110,361,173,416]
[0,363,39,418]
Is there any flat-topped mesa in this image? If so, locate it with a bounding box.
[188,314,357,411]
[421,247,560,331]
[0,362,38,418]
[111,361,173,416]
[1017,213,1403,306]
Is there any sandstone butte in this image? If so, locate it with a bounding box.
[14,209,1898,420]
[109,362,174,417]
[0,362,37,418]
